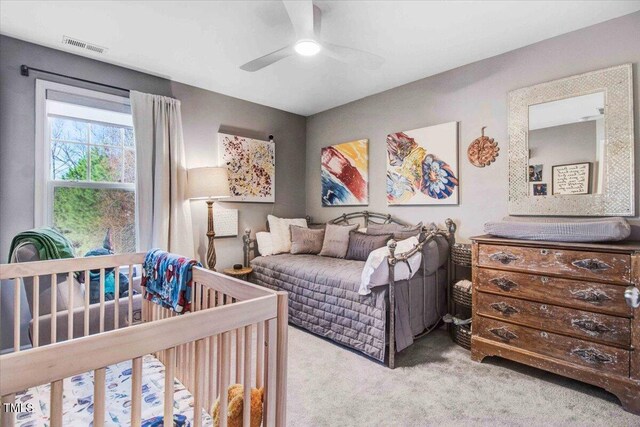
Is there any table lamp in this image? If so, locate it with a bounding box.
[187,167,231,270]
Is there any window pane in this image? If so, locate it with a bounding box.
[124,149,136,183]
[91,123,122,146]
[50,116,88,142]
[124,127,135,148]
[53,187,136,255]
[90,146,123,182]
[51,141,87,180]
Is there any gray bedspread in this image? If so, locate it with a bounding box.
[251,254,389,361]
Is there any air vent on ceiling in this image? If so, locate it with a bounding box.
[62,36,108,54]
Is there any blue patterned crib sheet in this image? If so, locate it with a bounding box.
[14,354,213,426]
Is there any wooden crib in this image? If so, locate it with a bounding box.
[0,253,288,427]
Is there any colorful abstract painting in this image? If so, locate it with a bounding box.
[219,133,275,203]
[386,122,459,205]
[321,139,368,206]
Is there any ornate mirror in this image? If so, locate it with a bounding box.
[508,64,634,216]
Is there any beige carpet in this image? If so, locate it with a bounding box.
[286,326,639,426]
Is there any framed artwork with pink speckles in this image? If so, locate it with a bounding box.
[219,133,275,203]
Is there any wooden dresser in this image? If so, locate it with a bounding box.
[470,235,640,414]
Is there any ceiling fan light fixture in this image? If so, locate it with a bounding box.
[294,39,321,56]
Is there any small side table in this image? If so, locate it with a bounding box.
[222,267,253,281]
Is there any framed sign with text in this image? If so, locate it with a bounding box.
[552,162,591,195]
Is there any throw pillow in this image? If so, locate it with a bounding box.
[367,221,425,240]
[290,225,325,254]
[256,232,274,256]
[267,215,308,254]
[345,231,393,261]
[319,223,358,258]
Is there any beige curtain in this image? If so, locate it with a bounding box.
[130,91,194,257]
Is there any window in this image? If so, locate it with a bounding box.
[36,81,136,255]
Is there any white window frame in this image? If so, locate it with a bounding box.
[34,80,134,228]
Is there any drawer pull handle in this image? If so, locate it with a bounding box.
[571,318,612,335]
[625,286,640,309]
[540,249,549,256]
[489,252,518,265]
[489,277,518,291]
[490,302,519,315]
[571,258,612,273]
[489,327,518,341]
[570,347,615,364]
[570,288,612,305]
[540,277,549,284]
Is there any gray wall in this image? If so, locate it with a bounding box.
[529,120,599,192]
[305,12,640,242]
[0,35,305,350]
[171,81,307,269]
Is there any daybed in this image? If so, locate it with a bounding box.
[0,252,288,427]
[244,211,456,368]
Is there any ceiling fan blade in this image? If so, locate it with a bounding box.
[321,42,384,70]
[239,45,294,72]
[282,0,318,39]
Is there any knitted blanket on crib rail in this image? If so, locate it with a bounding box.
[141,249,201,313]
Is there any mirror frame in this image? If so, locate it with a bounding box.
[508,63,634,216]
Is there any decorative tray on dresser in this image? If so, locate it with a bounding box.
[470,235,640,414]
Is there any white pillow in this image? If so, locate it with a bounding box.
[359,236,422,295]
[256,232,274,256]
[267,215,308,254]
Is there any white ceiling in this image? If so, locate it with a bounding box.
[1,1,639,116]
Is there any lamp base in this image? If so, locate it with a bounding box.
[206,200,216,271]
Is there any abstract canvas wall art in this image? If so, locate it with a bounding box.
[386,121,459,205]
[219,133,275,202]
[321,139,368,206]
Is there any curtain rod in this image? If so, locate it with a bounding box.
[20,65,130,93]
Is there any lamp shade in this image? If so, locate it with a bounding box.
[187,167,231,200]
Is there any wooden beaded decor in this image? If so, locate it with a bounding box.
[467,126,499,167]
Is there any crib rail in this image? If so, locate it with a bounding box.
[0,253,146,352]
[0,257,288,427]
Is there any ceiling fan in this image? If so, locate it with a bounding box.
[240,0,384,72]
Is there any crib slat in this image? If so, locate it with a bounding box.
[128,265,133,325]
[50,380,63,427]
[264,319,277,427]
[94,368,106,427]
[256,321,264,388]
[243,324,252,427]
[67,272,74,341]
[194,339,205,427]
[208,334,216,410]
[32,276,40,348]
[194,282,200,312]
[51,274,57,344]
[220,332,231,427]
[13,279,20,352]
[99,269,105,333]
[114,266,120,330]
[164,347,176,427]
[84,269,90,336]
[131,357,142,427]
[236,328,243,383]
[1,394,16,427]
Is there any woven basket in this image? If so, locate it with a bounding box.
[451,243,472,267]
[452,322,472,350]
[453,280,472,307]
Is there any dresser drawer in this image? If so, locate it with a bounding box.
[477,244,630,284]
[476,269,632,317]
[475,316,630,377]
[476,293,631,347]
